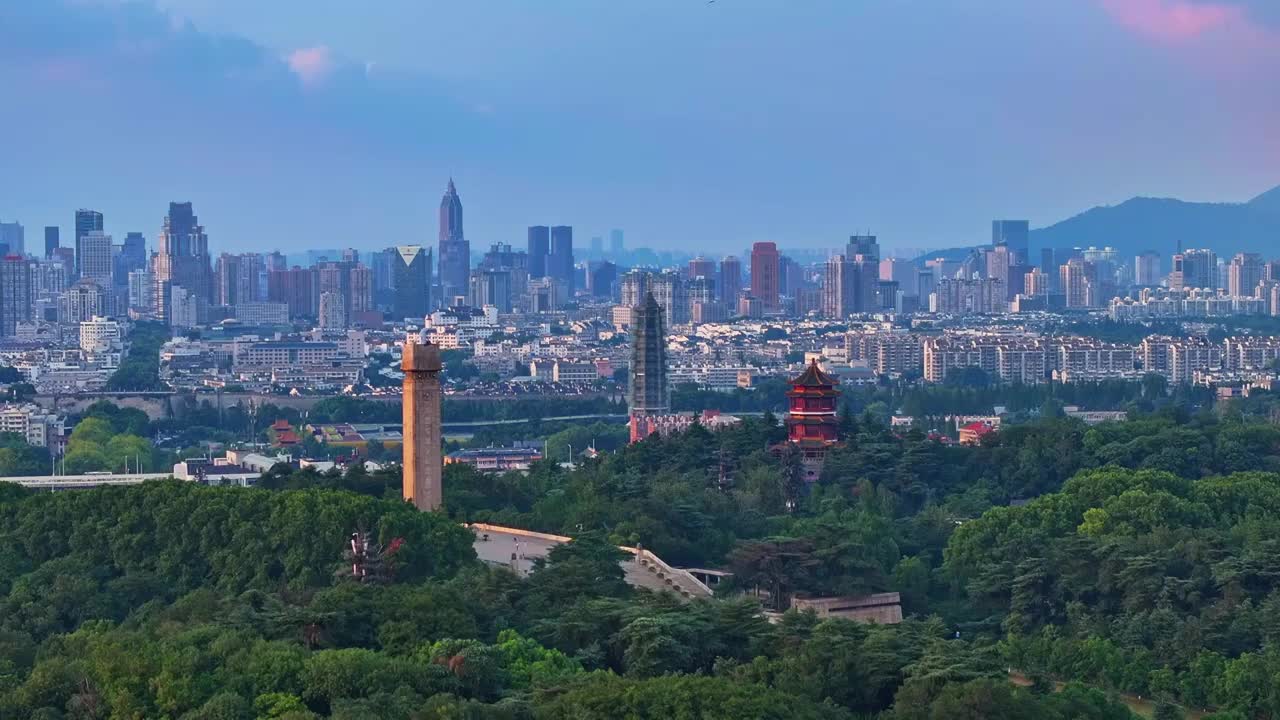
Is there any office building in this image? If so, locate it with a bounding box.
[114,232,147,283]
[74,209,104,276]
[629,292,670,416]
[78,231,113,285]
[1169,249,1217,291]
[0,222,23,257]
[469,269,513,312]
[393,245,432,319]
[992,220,1030,263]
[847,235,880,312]
[152,202,212,322]
[549,225,574,294]
[609,229,624,256]
[527,225,550,278]
[1135,251,1162,286]
[437,180,470,302]
[1229,253,1264,298]
[720,256,742,305]
[44,227,59,259]
[750,242,780,310]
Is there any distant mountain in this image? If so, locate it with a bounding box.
[1030,186,1280,261]
[914,185,1280,267]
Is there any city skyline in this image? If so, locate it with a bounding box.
[5,0,1280,254]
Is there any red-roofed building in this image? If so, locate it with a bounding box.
[958,421,997,446]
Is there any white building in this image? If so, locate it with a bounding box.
[79,316,121,354]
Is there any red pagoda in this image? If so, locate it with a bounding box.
[785,359,842,481]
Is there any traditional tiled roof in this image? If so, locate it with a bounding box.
[791,359,837,388]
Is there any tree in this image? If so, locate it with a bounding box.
[728,538,820,611]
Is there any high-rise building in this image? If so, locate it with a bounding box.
[267,267,319,319]
[402,338,444,512]
[750,242,780,310]
[629,292,669,416]
[823,255,854,319]
[609,229,624,256]
[128,269,154,314]
[527,226,550,278]
[719,256,742,305]
[1169,249,1217,291]
[0,256,32,336]
[393,245,432,319]
[649,272,688,326]
[79,231,113,285]
[549,226,574,294]
[688,256,716,280]
[879,257,918,297]
[44,227,59,259]
[318,291,347,329]
[469,269,513,312]
[985,244,1012,298]
[0,222,24,257]
[586,261,617,298]
[152,202,212,322]
[1061,258,1092,308]
[992,220,1030,263]
[589,236,604,259]
[214,253,242,306]
[60,279,106,324]
[847,235,880,312]
[74,210,104,276]
[1229,252,1264,298]
[619,270,651,309]
[115,232,147,287]
[317,261,372,321]
[437,180,470,302]
[1135,251,1162,286]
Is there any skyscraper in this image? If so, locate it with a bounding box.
[393,245,432,319]
[719,256,742,305]
[115,232,147,286]
[0,256,32,336]
[214,253,242,306]
[823,255,854,319]
[152,202,212,322]
[527,225,550,278]
[688,256,716,280]
[609,229,624,257]
[992,220,1030,264]
[1135,251,1162,286]
[629,292,669,416]
[0,222,25,257]
[549,226,575,294]
[1229,253,1264,298]
[750,242,780,310]
[847,235,880,312]
[75,210,104,276]
[44,227,59,259]
[1061,258,1091,308]
[469,269,513,312]
[437,180,470,303]
[1169,249,1217,291]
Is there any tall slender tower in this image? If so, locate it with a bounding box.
[628,292,669,416]
[402,338,444,511]
[438,180,470,304]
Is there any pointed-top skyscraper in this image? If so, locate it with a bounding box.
[438,179,470,305]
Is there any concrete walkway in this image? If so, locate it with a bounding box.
[469,522,713,600]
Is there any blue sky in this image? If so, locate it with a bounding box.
[2,0,1279,255]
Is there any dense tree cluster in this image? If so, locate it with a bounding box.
[104,321,170,392]
[949,467,1280,716]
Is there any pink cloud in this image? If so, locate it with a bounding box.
[1099,0,1244,41]
[285,46,334,86]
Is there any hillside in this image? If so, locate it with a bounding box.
[915,185,1280,267]
[1030,185,1280,260]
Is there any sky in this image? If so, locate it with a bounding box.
[2,0,1280,256]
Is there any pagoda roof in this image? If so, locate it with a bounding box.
[790,359,838,388]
